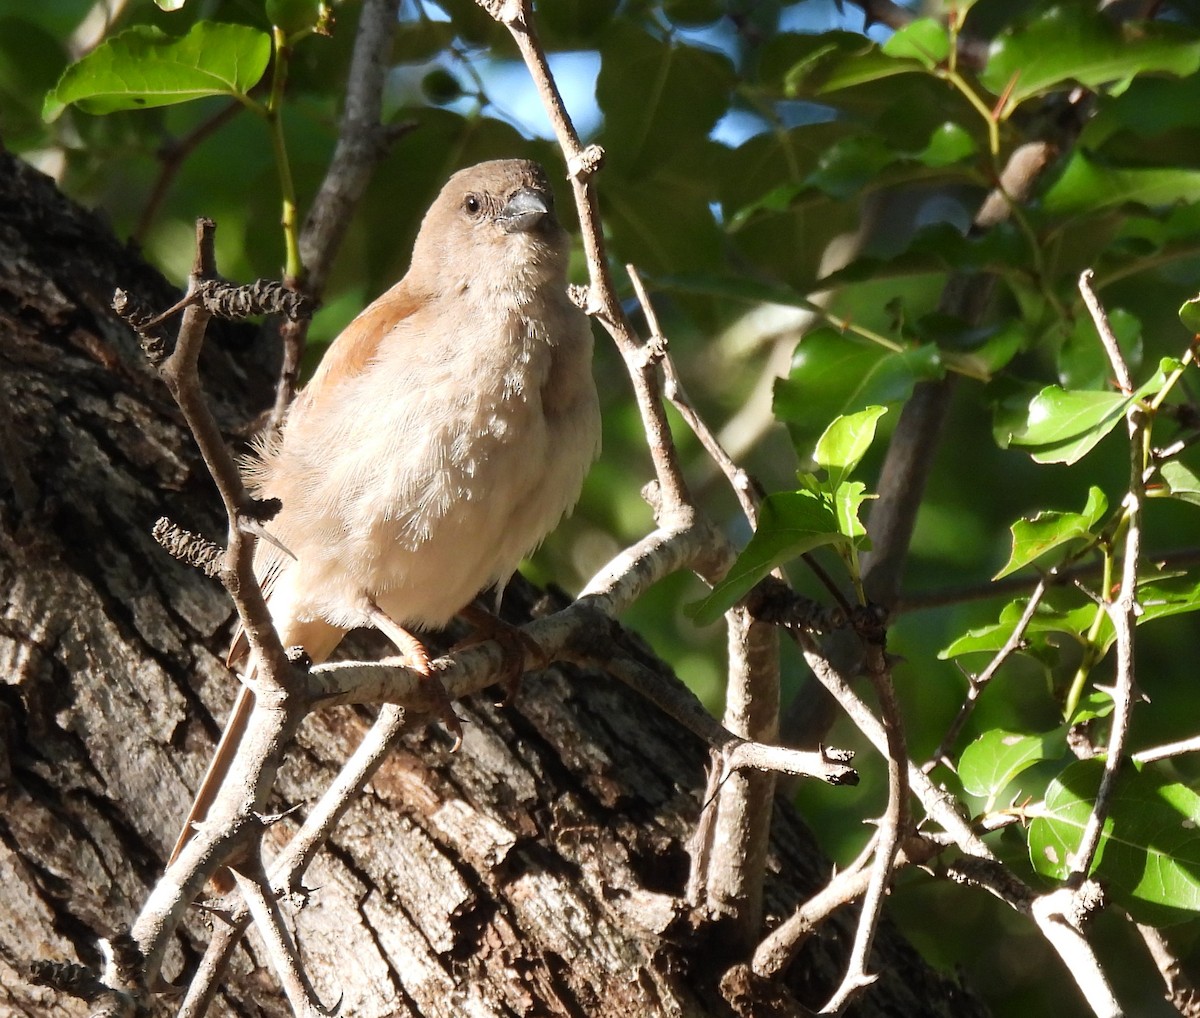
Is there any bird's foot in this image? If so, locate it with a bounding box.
[457,603,546,706]
[365,598,464,750]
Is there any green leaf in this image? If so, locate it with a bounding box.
[833,480,871,544]
[996,486,1107,579]
[939,597,1099,660]
[1071,691,1116,725]
[773,331,943,457]
[769,30,921,94]
[1006,387,1130,464]
[733,123,979,220]
[1057,308,1142,391]
[960,729,1062,808]
[1030,760,1200,925]
[43,22,271,120]
[1180,293,1200,334]
[1005,361,1171,465]
[1157,460,1200,507]
[596,21,734,176]
[881,18,950,70]
[686,491,842,626]
[814,405,888,490]
[1043,150,1200,216]
[981,7,1200,106]
[1136,574,1200,627]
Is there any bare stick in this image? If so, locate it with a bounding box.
[924,579,1050,772]
[1068,273,1144,881]
[1080,269,1134,394]
[819,637,909,1014]
[701,610,780,943]
[754,836,941,979]
[627,265,761,526]
[1132,733,1200,764]
[1136,923,1200,1015]
[1031,886,1122,1018]
[176,705,413,1016]
[120,223,304,992]
[624,269,786,939]
[233,863,334,1017]
[476,0,691,518]
[944,860,1122,1017]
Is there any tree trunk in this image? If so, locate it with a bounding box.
[0,150,987,1017]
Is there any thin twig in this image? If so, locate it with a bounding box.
[134,100,244,244]
[1136,923,1200,1016]
[627,265,760,526]
[899,546,1200,612]
[924,579,1050,772]
[753,836,940,979]
[1132,733,1200,764]
[233,864,334,1017]
[264,0,407,433]
[1080,269,1134,394]
[1068,274,1144,881]
[176,705,413,1016]
[478,0,692,520]
[122,222,302,992]
[819,638,908,1014]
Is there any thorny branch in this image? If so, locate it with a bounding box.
[475,0,800,951]
[924,578,1050,772]
[1068,271,1144,880]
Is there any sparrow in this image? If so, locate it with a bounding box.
[170,158,601,871]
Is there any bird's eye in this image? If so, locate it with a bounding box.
[463,194,482,217]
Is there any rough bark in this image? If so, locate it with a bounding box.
[0,150,988,1017]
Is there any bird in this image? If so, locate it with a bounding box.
[169,158,601,873]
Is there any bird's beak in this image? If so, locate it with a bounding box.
[499,188,551,234]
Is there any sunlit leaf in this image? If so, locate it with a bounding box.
[43,22,271,120]
[1180,293,1200,334]
[960,729,1063,807]
[1136,574,1200,627]
[982,7,1200,106]
[1030,760,1200,925]
[814,405,888,490]
[881,18,950,69]
[939,598,1098,659]
[686,491,842,626]
[1007,387,1130,464]
[1043,150,1200,216]
[833,480,872,543]
[1157,460,1200,507]
[996,486,1107,579]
